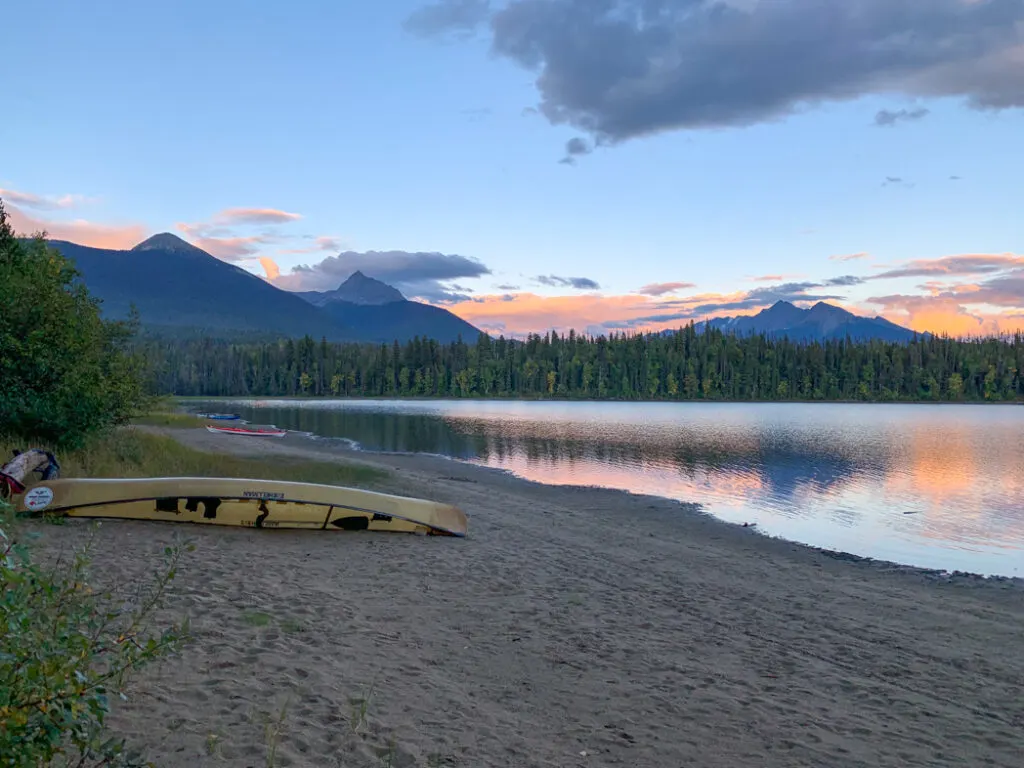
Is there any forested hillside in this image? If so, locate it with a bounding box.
[136,324,1024,402]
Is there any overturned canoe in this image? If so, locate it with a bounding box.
[16,477,467,536]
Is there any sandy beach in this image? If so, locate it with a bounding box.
[27,425,1024,767]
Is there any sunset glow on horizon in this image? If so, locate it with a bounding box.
[6,194,1023,340]
[4,0,1021,342]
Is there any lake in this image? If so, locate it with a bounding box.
[186,399,1024,578]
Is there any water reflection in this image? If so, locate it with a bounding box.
[189,399,1024,577]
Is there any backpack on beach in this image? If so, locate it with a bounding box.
[0,449,61,500]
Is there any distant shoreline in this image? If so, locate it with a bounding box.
[171,394,1024,406]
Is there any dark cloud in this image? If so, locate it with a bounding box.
[535,274,601,290]
[276,249,491,301]
[974,271,1024,306]
[950,175,963,180]
[559,136,593,165]
[404,0,491,39]
[824,275,865,286]
[636,281,696,296]
[496,283,520,290]
[407,0,1024,145]
[869,254,1024,280]
[915,271,1024,309]
[874,107,930,126]
[866,269,1024,317]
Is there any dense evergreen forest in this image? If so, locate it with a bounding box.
[133,325,1024,402]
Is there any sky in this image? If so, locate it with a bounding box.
[2,0,1023,338]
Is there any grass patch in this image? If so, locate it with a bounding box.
[1,427,387,488]
[243,611,273,627]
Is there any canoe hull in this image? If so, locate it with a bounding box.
[15,477,467,536]
[206,426,286,437]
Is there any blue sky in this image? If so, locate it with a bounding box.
[3,0,1022,336]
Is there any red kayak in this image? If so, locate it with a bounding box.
[206,425,287,437]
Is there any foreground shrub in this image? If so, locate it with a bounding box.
[0,500,191,766]
[0,200,151,451]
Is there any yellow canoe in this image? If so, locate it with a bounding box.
[16,477,467,537]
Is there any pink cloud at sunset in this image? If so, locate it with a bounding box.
[5,202,148,251]
[0,188,91,211]
[259,256,281,281]
[635,281,697,296]
[172,205,306,262]
[175,226,271,261]
[214,208,302,225]
[442,291,764,337]
[868,295,1023,337]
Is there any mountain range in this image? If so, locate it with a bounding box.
[43,234,484,344]
[38,233,921,345]
[295,271,482,344]
[673,300,922,343]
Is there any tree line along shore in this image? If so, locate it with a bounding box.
[136,326,1024,403]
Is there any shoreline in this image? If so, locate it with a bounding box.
[179,420,1024,584]
[31,425,1024,767]
[174,394,1024,406]
[202,427,1024,588]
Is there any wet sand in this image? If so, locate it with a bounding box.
[29,426,1024,767]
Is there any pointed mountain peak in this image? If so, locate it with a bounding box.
[131,232,209,256]
[329,271,405,305]
[807,301,850,317]
[766,300,797,311]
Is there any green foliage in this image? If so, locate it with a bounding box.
[0,499,191,766]
[137,324,1024,403]
[0,201,150,450]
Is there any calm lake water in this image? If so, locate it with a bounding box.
[187,399,1024,578]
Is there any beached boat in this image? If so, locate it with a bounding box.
[16,477,468,536]
[206,425,286,437]
[197,412,241,420]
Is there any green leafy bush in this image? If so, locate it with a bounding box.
[0,500,191,766]
[0,200,151,450]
